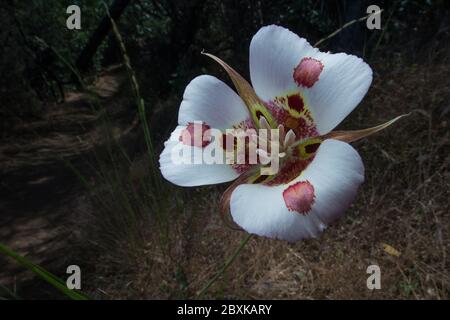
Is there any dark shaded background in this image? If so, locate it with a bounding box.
[2,0,449,135]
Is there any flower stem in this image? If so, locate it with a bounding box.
[197,233,253,298]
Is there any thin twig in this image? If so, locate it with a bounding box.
[314,9,384,47]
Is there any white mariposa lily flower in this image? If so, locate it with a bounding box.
[159,25,405,242]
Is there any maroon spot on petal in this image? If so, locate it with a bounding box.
[283,181,315,215]
[293,57,324,88]
[179,122,211,147]
[287,94,304,113]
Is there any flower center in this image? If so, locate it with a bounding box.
[245,90,321,185]
[246,114,321,186]
[265,92,319,140]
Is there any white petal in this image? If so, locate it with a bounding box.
[230,183,323,242]
[249,25,372,134]
[178,75,250,130]
[298,139,365,225]
[302,52,372,134]
[229,139,364,242]
[250,25,318,101]
[159,126,239,187]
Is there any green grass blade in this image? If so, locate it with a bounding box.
[0,242,90,300]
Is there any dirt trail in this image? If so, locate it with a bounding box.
[0,65,131,296]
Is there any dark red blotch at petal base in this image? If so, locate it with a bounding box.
[179,122,211,147]
[293,57,324,88]
[305,142,321,154]
[283,181,315,215]
[287,94,304,113]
